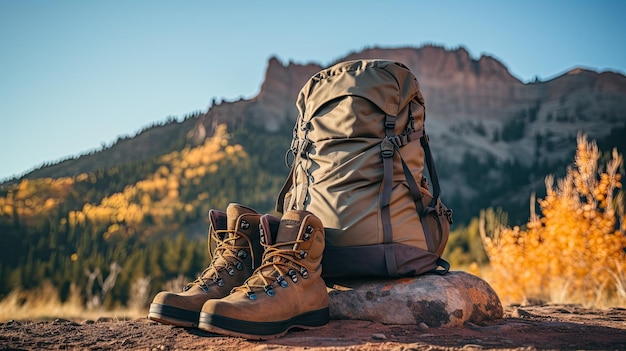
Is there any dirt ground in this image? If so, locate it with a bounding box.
[1,304,625,350]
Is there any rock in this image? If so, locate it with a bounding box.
[461,344,484,349]
[511,308,533,318]
[521,297,546,306]
[96,317,114,323]
[52,318,79,326]
[326,271,503,327]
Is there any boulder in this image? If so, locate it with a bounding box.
[326,271,503,327]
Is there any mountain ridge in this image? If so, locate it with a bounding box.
[2,44,625,309]
[8,44,626,225]
[14,45,626,179]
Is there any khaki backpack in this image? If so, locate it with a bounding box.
[276,59,452,278]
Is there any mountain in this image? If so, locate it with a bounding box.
[18,45,626,224]
[2,44,625,306]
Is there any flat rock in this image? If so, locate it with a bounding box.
[326,271,503,327]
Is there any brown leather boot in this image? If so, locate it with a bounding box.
[148,203,273,327]
[198,210,329,339]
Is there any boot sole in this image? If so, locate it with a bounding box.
[197,307,330,340]
[148,303,199,328]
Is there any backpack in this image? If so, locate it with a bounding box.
[276,59,452,278]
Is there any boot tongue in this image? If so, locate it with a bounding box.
[227,203,257,235]
[260,214,280,246]
[274,210,310,250]
[250,211,311,286]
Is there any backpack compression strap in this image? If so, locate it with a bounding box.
[399,134,450,275]
[380,115,449,276]
[380,114,411,276]
[276,136,312,212]
[276,165,294,213]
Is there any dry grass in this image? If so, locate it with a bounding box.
[0,281,146,323]
[3,136,624,320]
[480,134,626,308]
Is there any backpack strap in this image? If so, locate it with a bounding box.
[431,257,451,275]
[380,110,450,275]
[421,134,441,206]
[380,115,399,276]
[276,135,298,213]
[398,151,434,251]
[407,132,451,275]
[275,164,294,213]
[397,134,450,275]
[276,134,313,212]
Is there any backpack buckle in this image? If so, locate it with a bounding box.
[389,135,405,148]
[380,138,394,158]
[299,139,313,157]
[384,115,396,130]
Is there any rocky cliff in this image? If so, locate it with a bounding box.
[19,45,626,224]
[203,45,625,201]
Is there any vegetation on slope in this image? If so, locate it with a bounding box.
[0,124,284,309]
[480,135,626,306]
[0,118,624,314]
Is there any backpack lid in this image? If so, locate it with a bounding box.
[296,60,424,122]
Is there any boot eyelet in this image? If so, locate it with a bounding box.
[300,267,309,279]
[247,291,257,300]
[299,250,307,259]
[264,285,275,297]
[236,262,243,270]
[227,266,235,276]
[288,269,298,283]
[237,250,248,259]
[240,220,250,230]
[199,284,209,293]
[216,278,224,287]
[277,276,288,288]
[305,225,313,234]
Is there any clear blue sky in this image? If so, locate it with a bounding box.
[1,0,625,181]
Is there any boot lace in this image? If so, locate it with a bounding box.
[234,238,309,300]
[183,229,255,292]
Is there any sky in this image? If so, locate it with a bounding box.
[1,0,625,181]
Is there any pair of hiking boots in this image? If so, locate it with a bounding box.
[147,203,329,340]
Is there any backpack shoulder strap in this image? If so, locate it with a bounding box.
[275,164,294,213]
[421,133,441,206]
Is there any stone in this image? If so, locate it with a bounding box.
[511,308,532,318]
[326,271,503,327]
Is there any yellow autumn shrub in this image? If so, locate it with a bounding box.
[481,134,626,307]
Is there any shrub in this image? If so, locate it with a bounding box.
[481,134,626,307]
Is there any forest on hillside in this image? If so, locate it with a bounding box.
[0,119,624,310]
[0,124,287,308]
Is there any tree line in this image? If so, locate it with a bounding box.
[1,120,623,308]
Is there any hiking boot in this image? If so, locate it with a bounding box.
[198,210,329,339]
[148,203,272,327]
